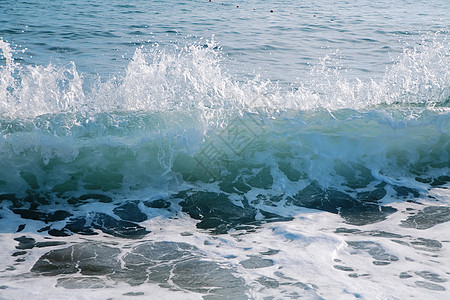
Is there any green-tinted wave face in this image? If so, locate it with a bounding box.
[0,35,449,204]
[0,107,448,202]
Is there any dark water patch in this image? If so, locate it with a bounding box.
[353,273,370,279]
[56,277,107,289]
[172,260,248,298]
[48,228,72,237]
[340,205,397,226]
[415,271,447,283]
[246,167,273,189]
[47,46,78,53]
[278,162,305,182]
[372,261,390,266]
[357,187,386,202]
[128,30,146,36]
[109,241,248,298]
[393,186,420,198]
[78,194,113,203]
[410,238,442,252]
[335,228,361,234]
[347,241,399,263]
[31,243,121,276]
[400,206,450,230]
[14,236,35,250]
[359,230,403,238]
[60,213,149,239]
[275,279,316,298]
[251,194,283,207]
[0,194,19,202]
[415,177,432,184]
[12,209,72,223]
[218,176,252,194]
[122,10,145,15]
[334,162,375,189]
[273,271,295,281]
[4,192,50,209]
[240,256,274,269]
[179,192,258,234]
[399,272,413,279]
[179,191,292,234]
[113,202,147,222]
[12,251,27,257]
[415,281,446,291]
[336,228,404,239]
[333,265,354,271]
[414,174,450,187]
[391,239,409,246]
[288,182,354,214]
[123,292,145,296]
[16,224,26,232]
[144,199,171,209]
[67,194,112,206]
[35,241,66,248]
[259,210,294,223]
[20,171,39,190]
[260,249,280,256]
[257,276,280,289]
[129,24,148,29]
[430,176,450,186]
[289,182,396,225]
[114,4,136,8]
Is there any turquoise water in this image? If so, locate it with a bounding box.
[0,1,449,299]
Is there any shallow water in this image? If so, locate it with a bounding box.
[0,0,449,299]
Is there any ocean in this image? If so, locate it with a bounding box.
[0,0,449,299]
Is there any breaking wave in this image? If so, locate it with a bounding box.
[0,35,448,202]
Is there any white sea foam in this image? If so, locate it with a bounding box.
[1,35,449,121]
[1,193,449,299]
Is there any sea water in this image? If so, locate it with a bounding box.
[0,0,449,299]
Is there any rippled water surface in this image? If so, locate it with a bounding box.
[1,0,448,81]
